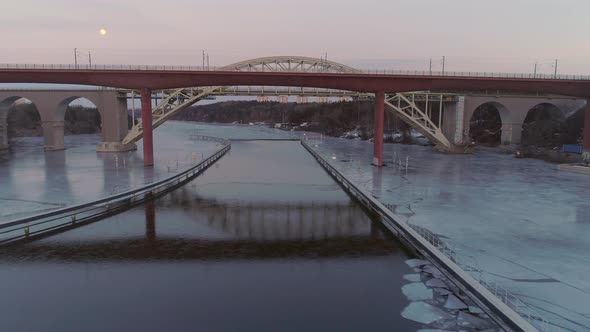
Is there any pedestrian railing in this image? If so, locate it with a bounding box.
[1,63,589,81]
[0,136,230,245]
[404,222,554,332]
[301,139,537,332]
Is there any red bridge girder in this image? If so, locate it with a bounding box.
[1,69,590,97]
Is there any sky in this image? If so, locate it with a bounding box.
[1,0,590,74]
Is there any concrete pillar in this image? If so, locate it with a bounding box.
[441,100,457,143]
[454,96,466,145]
[0,113,8,150]
[95,91,135,152]
[141,88,154,167]
[500,123,522,145]
[584,100,590,153]
[373,92,385,167]
[42,121,65,151]
[100,94,129,142]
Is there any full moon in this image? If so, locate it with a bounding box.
[99,28,107,36]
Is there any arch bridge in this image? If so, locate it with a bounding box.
[1,55,590,166]
[118,56,456,159]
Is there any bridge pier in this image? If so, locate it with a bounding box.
[0,114,8,150]
[500,123,522,145]
[42,120,65,151]
[96,91,135,152]
[584,100,590,153]
[373,92,385,167]
[141,88,154,167]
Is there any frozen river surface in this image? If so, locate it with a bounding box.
[310,136,590,332]
[0,122,223,221]
[2,121,589,330]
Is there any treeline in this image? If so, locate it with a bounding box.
[172,100,410,137]
[6,103,101,137]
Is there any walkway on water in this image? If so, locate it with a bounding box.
[0,140,424,332]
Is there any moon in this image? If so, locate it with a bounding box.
[99,28,107,36]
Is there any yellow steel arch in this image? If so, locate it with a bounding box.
[221,56,361,73]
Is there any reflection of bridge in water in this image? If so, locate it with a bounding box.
[0,191,402,261]
[162,187,376,241]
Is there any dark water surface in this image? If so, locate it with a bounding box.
[0,141,418,332]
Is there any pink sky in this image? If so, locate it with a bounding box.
[2,0,590,74]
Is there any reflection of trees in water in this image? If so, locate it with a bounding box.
[469,104,502,146]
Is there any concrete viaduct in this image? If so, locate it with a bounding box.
[0,89,583,152]
[0,89,127,150]
[1,56,589,166]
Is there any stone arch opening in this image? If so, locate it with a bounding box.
[59,97,102,136]
[521,103,565,147]
[0,96,43,149]
[469,102,510,146]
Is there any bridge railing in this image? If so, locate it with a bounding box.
[404,222,554,332]
[1,63,589,81]
[0,136,231,245]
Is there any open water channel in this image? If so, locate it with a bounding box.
[0,138,428,332]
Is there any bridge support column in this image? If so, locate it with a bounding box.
[96,91,136,152]
[141,88,154,167]
[42,121,65,151]
[0,114,8,150]
[454,96,466,145]
[584,100,590,153]
[373,92,385,167]
[500,123,522,145]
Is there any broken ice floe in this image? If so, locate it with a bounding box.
[457,311,493,329]
[433,288,453,295]
[403,274,422,282]
[405,259,430,268]
[401,301,454,324]
[426,278,448,288]
[402,282,433,301]
[422,266,445,278]
[468,305,485,314]
[443,294,468,310]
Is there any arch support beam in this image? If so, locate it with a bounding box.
[141,88,154,167]
[373,91,385,167]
